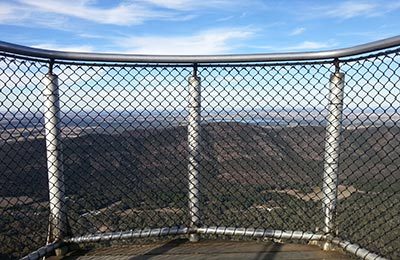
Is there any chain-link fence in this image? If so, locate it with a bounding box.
[0,40,399,260]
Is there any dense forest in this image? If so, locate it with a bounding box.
[1,122,399,259]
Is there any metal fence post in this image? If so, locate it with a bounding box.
[42,66,67,242]
[187,64,201,242]
[322,61,344,250]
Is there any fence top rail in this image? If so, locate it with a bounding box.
[1,36,400,64]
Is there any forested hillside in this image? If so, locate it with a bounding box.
[1,122,399,259]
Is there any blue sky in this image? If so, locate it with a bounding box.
[1,0,400,55]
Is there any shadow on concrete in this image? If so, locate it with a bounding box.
[53,239,349,260]
[128,239,187,260]
[253,241,282,260]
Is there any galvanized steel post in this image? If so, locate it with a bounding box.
[322,62,344,250]
[42,67,67,242]
[187,65,201,242]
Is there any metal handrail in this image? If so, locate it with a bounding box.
[1,36,400,63]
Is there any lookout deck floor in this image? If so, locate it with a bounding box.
[52,239,352,260]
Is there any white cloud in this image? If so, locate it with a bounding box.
[116,28,255,54]
[315,1,400,19]
[137,0,239,11]
[0,3,30,23]
[336,31,394,41]
[261,41,337,52]
[0,0,254,28]
[284,41,334,50]
[0,0,252,27]
[325,2,377,18]
[217,15,235,22]
[0,0,174,26]
[137,0,202,10]
[17,0,172,26]
[0,2,74,31]
[290,27,305,36]
[31,43,95,53]
[59,68,190,112]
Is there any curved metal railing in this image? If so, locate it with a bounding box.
[1,37,399,260]
[1,36,400,63]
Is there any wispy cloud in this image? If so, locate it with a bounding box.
[0,2,31,23]
[138,0,194,10]
[0,2,76,31]
[284,41,335,50]
[260,40,337,52]
[31,43,95,52]
[217,15,235,22]
[116,28,255,54]
[336,31,394,41]
[314,1,400,19]
[137,0,247,11]
[290,27,305,36]
[14,0,172,26]
[325,2,377,18]
[0,0,252,28]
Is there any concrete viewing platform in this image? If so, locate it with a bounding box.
[50,239,352,260]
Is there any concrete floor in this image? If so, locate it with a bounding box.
[51,239,352,260]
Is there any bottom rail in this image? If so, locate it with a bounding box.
[21,226,389,260]
[197,226,324,241]
[64,226,190,243]
[330,237,388,260]
[20,241,63,260]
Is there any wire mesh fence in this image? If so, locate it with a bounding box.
[0,56,49,259]
[337,50,400,258]
[198,63,332,233]
[0,44,399,260]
